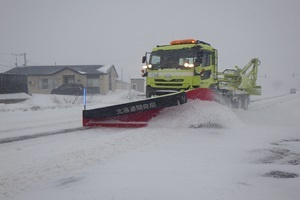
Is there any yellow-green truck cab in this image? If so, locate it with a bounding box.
[142,39,218,98]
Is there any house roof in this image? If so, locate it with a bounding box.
[4,65,117,76]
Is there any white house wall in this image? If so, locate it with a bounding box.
[100,74,109,95]
[28,69,86,94]
[27,68,117,95]
[110,68,118,91]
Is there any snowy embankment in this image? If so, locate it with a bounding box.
[0,90,141,140]
[0,89,300,200]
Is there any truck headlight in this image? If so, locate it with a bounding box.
[184,63,194,68]
[143,64,152,69]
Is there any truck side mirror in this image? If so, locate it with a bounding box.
[142,56,147,63]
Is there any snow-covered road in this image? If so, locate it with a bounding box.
[0,91,300,200]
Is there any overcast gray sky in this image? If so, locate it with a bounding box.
[1,0,300,89]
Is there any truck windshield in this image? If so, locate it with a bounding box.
[149,49,198,69]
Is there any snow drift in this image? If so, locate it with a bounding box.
[149,100,243,129]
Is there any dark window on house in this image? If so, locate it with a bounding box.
[87,74,100,94]
[132,84,137,90]
[87,75,100,87]
[41,79,48,89]
[63,75,75,84]
[38,79,58,89]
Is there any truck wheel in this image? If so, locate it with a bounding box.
[241,95,249,110]
[230,99,239,109]
[238,99,242,109]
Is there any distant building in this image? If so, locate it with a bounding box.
[0,73,28,94]
[131,78,145,93]
[116,79,130,90]
[5,65,118,95]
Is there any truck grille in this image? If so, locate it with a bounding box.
[154,79,184,82]
[154,79,184,87]
[155,83,183,86]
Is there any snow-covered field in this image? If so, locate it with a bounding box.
[0,89,300,200]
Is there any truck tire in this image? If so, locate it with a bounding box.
[230,99,240,109]
[241,95,250,110]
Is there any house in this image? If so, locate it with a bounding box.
[115,79,131,90]
[5,65,118,95]
[131,78,145,93]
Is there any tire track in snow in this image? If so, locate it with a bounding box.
[0,127,88,144]
[0,118,79,134]
[250,94,300,110]
[250,93,290,103]
[0,128,172,199]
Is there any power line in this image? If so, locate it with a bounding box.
[1,53,41,66]
[292,73,300,77]
[0,53,12,56]
[1,51,47,67]
[26,56,41,65]
[0,63,14,68]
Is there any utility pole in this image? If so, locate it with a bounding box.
[292,73,300,90]
[292,73,300,77]
[121,67,124,89]
[11,53,19,67]
[22,53,27,66]
[11,53,27,67]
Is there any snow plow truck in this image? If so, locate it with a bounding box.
[83,39,261,127]
[141,39,261,109]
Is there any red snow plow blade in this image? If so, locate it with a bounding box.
[82,88,214,128]
[186,87,214,101]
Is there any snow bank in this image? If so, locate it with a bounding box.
[0,94,80,112]
[0,93,30,100]
[1,90,300,200]
[149,100,243,129]
[0,89,138,112]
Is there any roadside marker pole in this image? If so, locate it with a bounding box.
[83,88,87,110]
